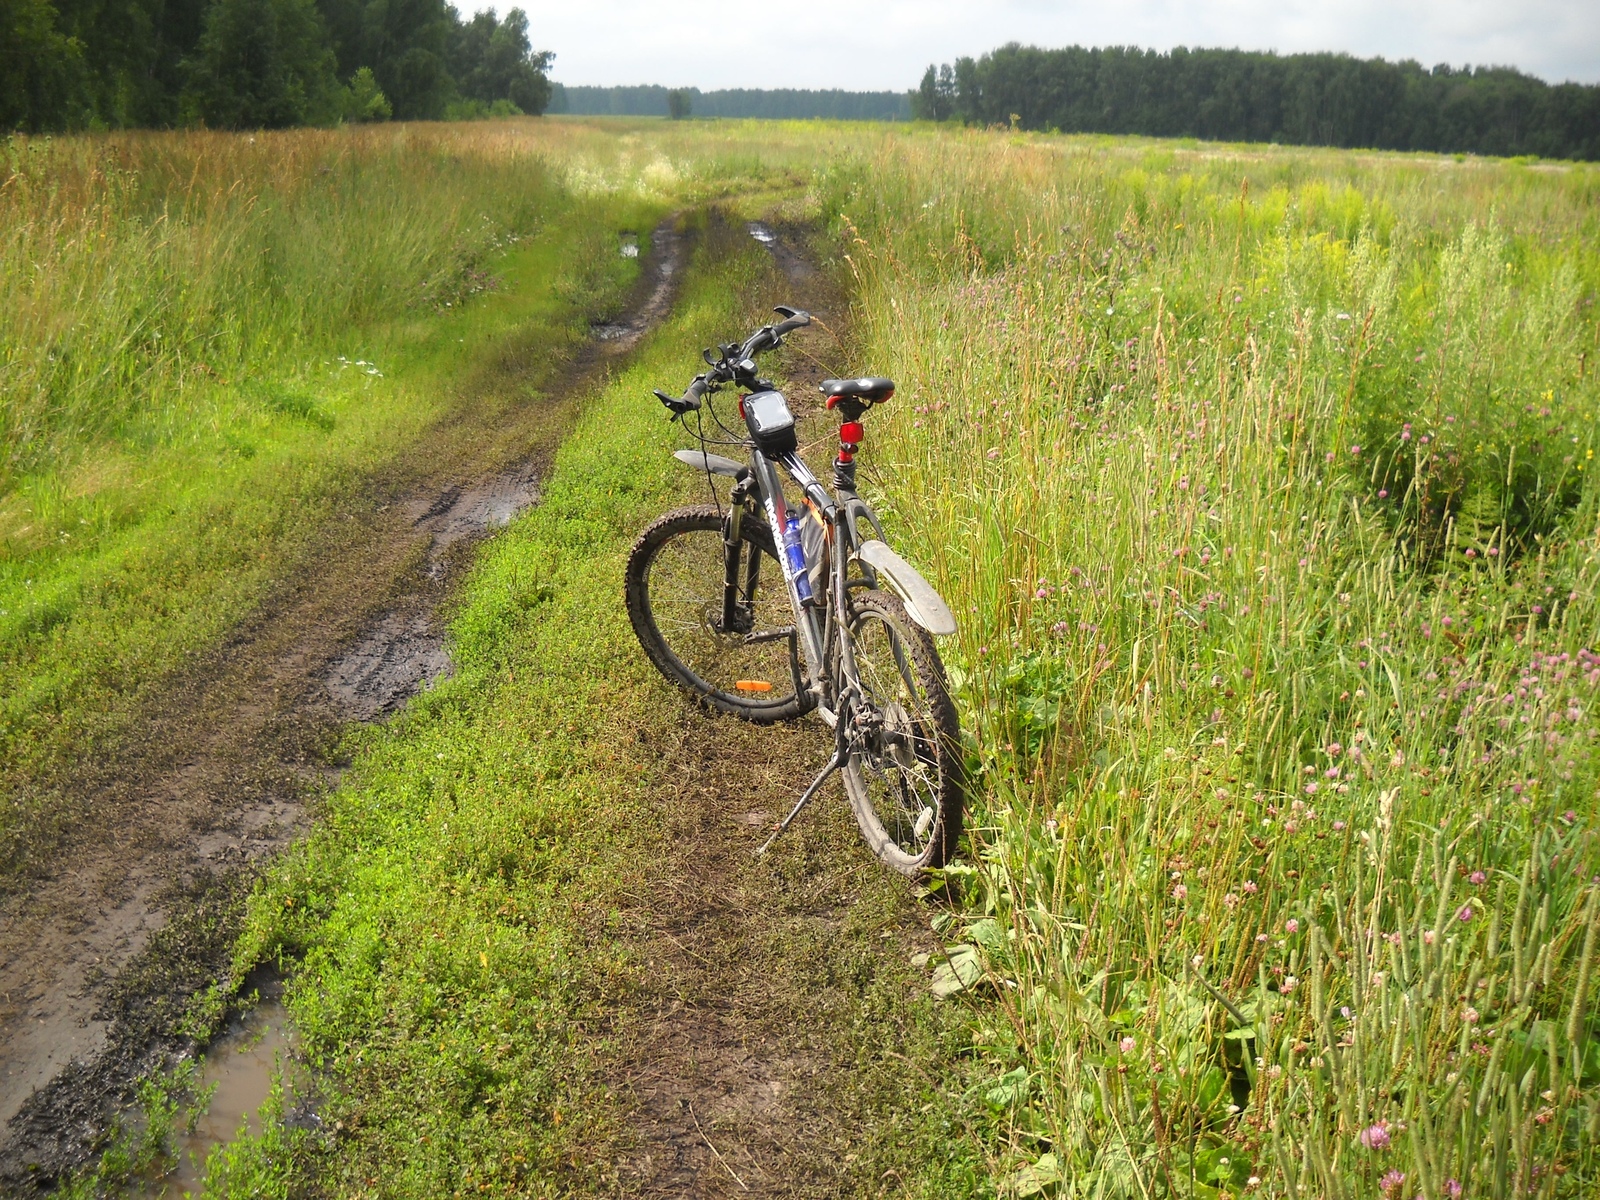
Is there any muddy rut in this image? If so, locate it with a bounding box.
[0,220,688,1185]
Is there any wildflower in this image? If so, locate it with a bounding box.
[1172,884,1188,900]
[1256,933,1269,943]
[1562,809,1577,824]
[1469,870,1487,885]
[1465,548,1476,558]
[1035,587,1048,599]
[1457,904,1474,922]
[1247,1177,1261,1189]
[1424,929,1436,945]
[1488,546,1499,556]
[1224,892,1240,908]
[1359,1121,1391,1150]
[1444,1181,1463,1199]
[1378,489,1389,498]
[1281,975,1299,994]
[1285,919,1299,933]
[986,447,1000,460]
[1332,820,1346,831]
[1119,1036,1136,1053]
[1340,1006,1352,1019]
[1462,1006,1479,1024]
[1243,880,1258,894]
[1305,782,1319,795]
[1350,445,1361,455]
[1380,1169,1406,1196]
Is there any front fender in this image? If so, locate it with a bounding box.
[854,540,957,636]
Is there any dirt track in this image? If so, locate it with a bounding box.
[0,219,688,1185]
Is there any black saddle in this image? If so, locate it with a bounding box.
[820,377,895,405]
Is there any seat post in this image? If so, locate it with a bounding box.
[832,397,867,492]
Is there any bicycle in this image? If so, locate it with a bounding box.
[624,306,963,874]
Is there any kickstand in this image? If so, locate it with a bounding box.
[755,748,846,857]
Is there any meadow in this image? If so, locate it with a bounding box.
[835,135,1600,1196]
[3,117,1598,1197]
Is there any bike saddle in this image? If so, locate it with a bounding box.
[820,377,895,406]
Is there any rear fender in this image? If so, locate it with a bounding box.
[854,540,957,636]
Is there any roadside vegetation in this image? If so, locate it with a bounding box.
[832,134,1600,1195]
[6,116,1599,1196]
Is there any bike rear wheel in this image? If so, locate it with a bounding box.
[625,504,809,723]
[841,590,963,874]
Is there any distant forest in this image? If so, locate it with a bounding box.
[549,85,911,122]
[2,0,554,130]
[914,45,1600,160]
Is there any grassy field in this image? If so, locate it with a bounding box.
[6,118,1599,1197]
[828,135,1600,1195]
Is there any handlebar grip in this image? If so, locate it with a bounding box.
[654,374,708,414]
[773,309,811,336]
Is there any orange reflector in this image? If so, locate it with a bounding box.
[735,679,774,693]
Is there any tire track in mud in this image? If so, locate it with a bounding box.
[0,218,689,1188]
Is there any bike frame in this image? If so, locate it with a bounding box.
[738,446,869,730]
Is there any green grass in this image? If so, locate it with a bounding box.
[820,130,1600,1195]
[0,123,665,881]
[199,219,984,1196]
[15,119,1600,1197]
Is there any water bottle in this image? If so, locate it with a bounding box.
[783,511,814,603]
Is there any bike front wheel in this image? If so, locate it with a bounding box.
[625,504,809,723]
[841,590,963,874]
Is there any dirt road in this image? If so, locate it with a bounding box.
[0,219,688,1186]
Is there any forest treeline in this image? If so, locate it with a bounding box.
[915,44,1600,160]
[549,85,911,122]
[1,0,553,130]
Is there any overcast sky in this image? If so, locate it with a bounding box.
[516,0,1600,90]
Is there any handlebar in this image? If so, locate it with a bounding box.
[654,306,810,416]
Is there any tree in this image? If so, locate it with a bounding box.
[667,88,690,120]
[0,0,85,130]
[184,0,339,127]
[319,0,455,120]
[449,7,551,115]
[340,64,389,120]
[911,63,953,121]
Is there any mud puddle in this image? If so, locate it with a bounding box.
[747,222,814,284]
[591,225,683,346]
[136,977,302,1198]
[0,215,690,1191]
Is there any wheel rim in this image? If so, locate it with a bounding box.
[847,606,946,860]
[644,524,798,709]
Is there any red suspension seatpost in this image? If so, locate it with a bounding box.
[834,419,863,491]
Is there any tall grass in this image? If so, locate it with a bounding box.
[826,133,1600,1195]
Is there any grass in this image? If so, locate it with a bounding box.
[199,217,984,1196]
[0,121,672,882]
[11,118,1600,1197]
[822,130,1600,1195]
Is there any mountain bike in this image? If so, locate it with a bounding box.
[624,306,963,874]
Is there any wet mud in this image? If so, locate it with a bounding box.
[0,217,689,1190]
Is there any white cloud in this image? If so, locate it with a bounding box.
[510,0,1600,89]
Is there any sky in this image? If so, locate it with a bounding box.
[515,0,1600,90]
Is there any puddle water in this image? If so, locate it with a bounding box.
[745,221,812,284]
[620,232,640,258]
[138,981,301,1198]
